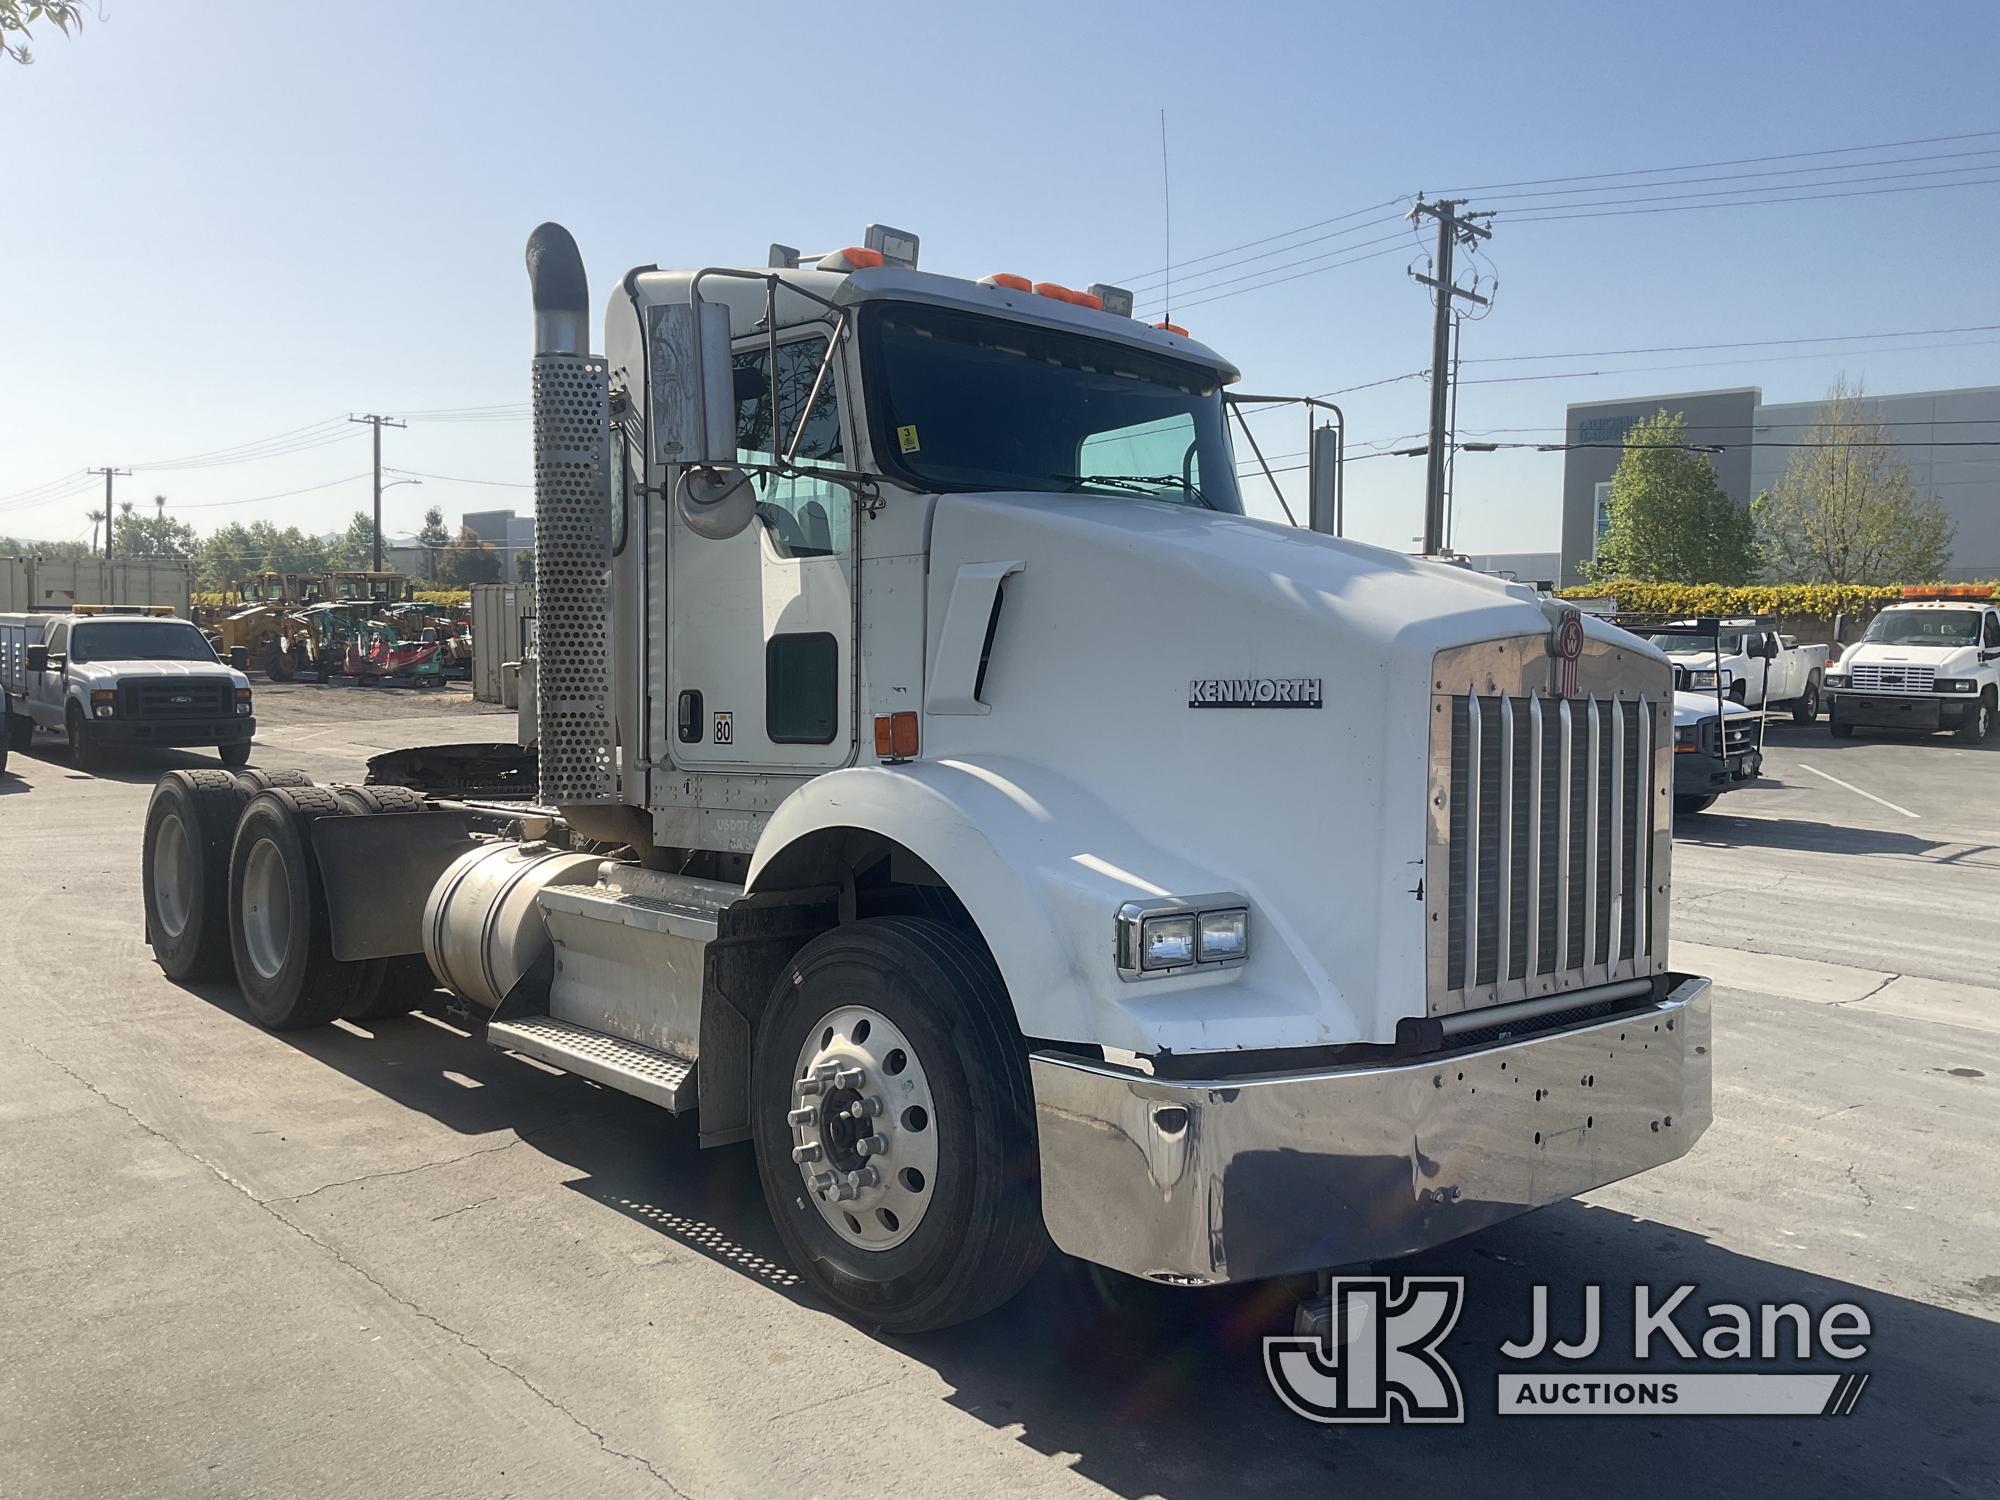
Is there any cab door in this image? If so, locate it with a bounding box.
[667,328,855,774]
[31,620,68,727]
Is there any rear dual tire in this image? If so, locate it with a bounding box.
[143,768,315,982]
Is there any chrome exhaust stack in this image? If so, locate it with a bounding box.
[525,223,616,806]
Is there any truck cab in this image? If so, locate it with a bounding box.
[1651,621,1828,719]
[3,611,255,768]
[1826,593,2000,742]
[146,222,1712,1332]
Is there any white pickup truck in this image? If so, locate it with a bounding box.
[1825,594,2000,743]
[1650,623,1829,720]
[0,612,256,769]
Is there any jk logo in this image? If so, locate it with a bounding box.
[1264,1276,1466,1424]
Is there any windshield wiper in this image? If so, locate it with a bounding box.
[1052,473,1217,510]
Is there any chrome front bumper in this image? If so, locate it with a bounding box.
[1030,975,1711,1285]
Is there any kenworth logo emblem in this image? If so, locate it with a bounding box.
[1189,677,1323,709]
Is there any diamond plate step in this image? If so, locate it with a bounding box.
[486,1016,696,1112]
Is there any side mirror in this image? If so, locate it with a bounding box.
[26,645,50,672]
[230,646,251,670]
[1756,636,1780,659]
[647,298,756,541]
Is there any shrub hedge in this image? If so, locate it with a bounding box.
[1556,579,1997,620]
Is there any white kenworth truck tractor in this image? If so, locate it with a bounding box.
[140,223,1712,1332]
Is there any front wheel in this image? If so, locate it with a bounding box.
[1830,719,1855,740]
[218,739,253,767]
[1959,692,1995,744]
[5,708,29,751]
[750,917,1048,1333]
[66,703,101,769]
[1675,794,1718,816]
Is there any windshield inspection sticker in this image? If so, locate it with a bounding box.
[1266,1277,1873,1424]
[896,424,921,454]
[1190,677,1323,709]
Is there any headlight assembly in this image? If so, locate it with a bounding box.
[1117,895,1251,979]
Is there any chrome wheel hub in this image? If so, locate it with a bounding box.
[154,813,194,940]
[240,837,294,981]
[789,1005,938,1251]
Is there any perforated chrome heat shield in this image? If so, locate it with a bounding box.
[532,352,616,803]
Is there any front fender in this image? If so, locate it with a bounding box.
[748,757,1333,1054]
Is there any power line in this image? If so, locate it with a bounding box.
[1135,228,1412,309]
[1120,197,1407,287]
[1491,161,2000,214]
[172,473,373,511]
[1464,322,2000,364]
[1431,127,2000,195]
[1498,174,2000,224]
[1149,242,1416,314]
[385,467,531,489]
[1457,335,2000,386]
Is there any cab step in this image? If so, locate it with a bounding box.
[485,1015,696,1112]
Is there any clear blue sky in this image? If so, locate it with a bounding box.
[4,0,1996,555]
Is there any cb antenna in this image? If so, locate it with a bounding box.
[1159,109,1171,325]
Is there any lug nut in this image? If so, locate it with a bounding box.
[787,1106,817,1126]
[810,1171,836,1192]
[830,1179,859,1202]
[814,1061,840,1080]
[850,1166,880,1189]
[796,1077,825,1098]
[791,1142,823,1163]
[847,1097,883,1119]
[856,1134,887,1157]
[833,1067,865,1089]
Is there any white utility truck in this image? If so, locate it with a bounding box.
[139,223,1711,1331]
[1650,619,1829,719]
[2,610,255,770]
[1825,589,2000,742]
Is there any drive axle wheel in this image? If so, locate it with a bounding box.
[228,787,384,1029]
[143,769,244,980]
[751,918,1047,1333]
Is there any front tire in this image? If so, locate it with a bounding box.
[66,703,101,769]
[750,917,1047,1333]
[5,708,29,751]
[1959,691,1995,744]
[1675,794,1718,815]
[1830,719,1855,740]
[218,739,253,767]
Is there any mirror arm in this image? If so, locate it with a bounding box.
[782,309,850,467]
[1226,396,1297,525]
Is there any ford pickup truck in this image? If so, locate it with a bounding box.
[1650,622,1829,719]
[0,612,256,769]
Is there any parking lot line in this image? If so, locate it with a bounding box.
[1795,763,1921,820]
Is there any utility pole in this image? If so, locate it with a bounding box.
[349,413,406,570]
[1408,198,1491,556]
[88,467,131,557]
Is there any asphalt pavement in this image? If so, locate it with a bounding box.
[1,696,1995,1498]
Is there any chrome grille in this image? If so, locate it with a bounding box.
[1431,674,1670,1015]
[1846,663,1933,693]
[1722,718,1757,756]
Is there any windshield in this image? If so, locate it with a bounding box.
[1650,631,1744,655]
[859,301,1243,512]
[69,621,218,664]
[1863,609,1981,647]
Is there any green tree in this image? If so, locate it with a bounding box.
[515,545,534,584]
[1752,376,1954,584]
[0,535,94,562]
[110,499,201,561]
[437,526,502,586]
[332,511,379,570]
[2,0,84,63]
[1581,411,1762,585]
[197,522,330,589]
[414,506,452,581]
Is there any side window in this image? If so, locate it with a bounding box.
[734,336,849,560]
[766,632,838,744]
[46,623,67,659]
[1985,612,2000,648]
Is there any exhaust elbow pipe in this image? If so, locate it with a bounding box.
[526,221,590,357]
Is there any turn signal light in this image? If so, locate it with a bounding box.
[817,246,886,272]
[874,711,919,761]
[1155,320,1188,336]
[980,273,1033,292]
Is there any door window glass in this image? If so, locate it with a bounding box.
[766,632,838,744]
[734,337,848,559]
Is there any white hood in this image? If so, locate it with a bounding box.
[1673,688,1751,727]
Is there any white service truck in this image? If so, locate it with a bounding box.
[1671,689,1761,814]
[1650,620,1829,719]
[139,222,1712,1331]
[1,611,256,770]
[1825,591,2000,742]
